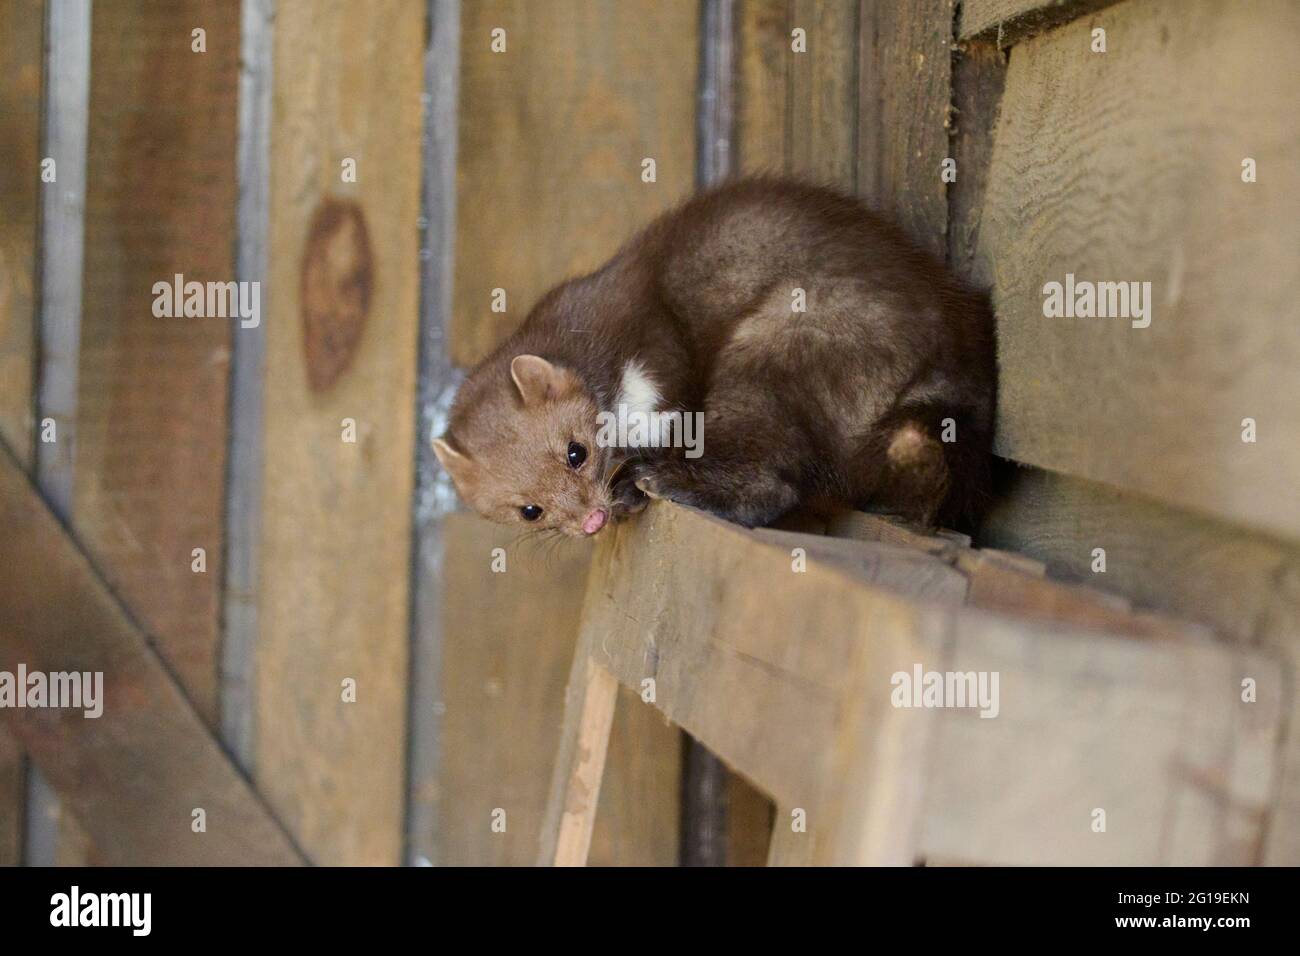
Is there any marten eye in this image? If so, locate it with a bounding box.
[567,441,587,470]
[520,504,543,521]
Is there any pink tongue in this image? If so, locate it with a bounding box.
[582,509,608,535]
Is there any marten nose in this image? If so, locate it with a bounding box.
[582,508,608,535]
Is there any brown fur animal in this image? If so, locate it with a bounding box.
[434,178,996,537]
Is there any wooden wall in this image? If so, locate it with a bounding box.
[732,0,1300,864]
[962,0,1300,865]
[0,0,43,866]
[436,0,699,865]
[1,0,1294,867]
[255,0,425,866]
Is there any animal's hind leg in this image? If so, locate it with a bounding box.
[869,420,951,527]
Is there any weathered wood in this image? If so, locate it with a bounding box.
[947,38,1006,282]
[0,0,40,470]
[0,729,18,865]
[544,657,619,867]
[922,609,1282,865]
[441,514,592,867]
[441,514,680,866]
[765,805,814,866]
[736,0,789,174]
[726,770,774,866]
[588,686,683,866]
[735,0,858,188]
[982,464,1300,864]
[444,0,694,866]
[76,0,240,726]
[0,0,44,867]
[788,0,859,187]
[825,509,968,559]
[753,527,969,603]
[958,0,1119,44]
[451,0,699,367]
[976,0,1300,540]
[256,0,425,865]
[0,448,303,865]
[857,0,953,257]
[551,501,1281,865]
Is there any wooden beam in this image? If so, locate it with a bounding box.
[975,0,1300,540]
[983,463,1300,864]
[0,447,303,865]
[856,0,953,257]
[443,0,696,866]
[735,0,859,189]
[451,0,699,367]
[255,0,425,866]
[560,500,1283,865]
[77,0,240,728]
[440,514,681,866]
[788,0,859,188]
[958,0,1120,44]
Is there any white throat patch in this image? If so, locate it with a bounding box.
[615,360,661,447]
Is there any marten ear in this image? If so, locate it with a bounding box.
[433,436,476,490]
[510,354,577,406]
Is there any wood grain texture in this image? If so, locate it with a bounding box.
[0,0,42,867]
[74,0,240,725]
[0,0,40,469]
[737,0,790,174]
[788,0,859,187]
[982,464,1300,864]
[560,500,1280,864]
[921,599,1282,866]
[0,447,303,865]
[976,0,1300,540]
[736,0,858,188]
[547,659,618,866]
[451,0,699,367]
[946,38,1006,283]
[256,0,424,866]
[857,0,953,257]
[440,514,680,866]
[959,0,1119,43]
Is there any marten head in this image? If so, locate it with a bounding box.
[434,354,622,537]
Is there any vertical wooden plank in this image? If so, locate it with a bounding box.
[946,38,1006,283]
[974,0,1300,539]
[856,0,954,257]
[546,660,619,867]
[438,516,590,866]
[439,515,682,866]
[737,0,791,174]
[788,0,858,187]
[588,688,683,866]
[451,0,699,367]
[440,0,698,866]
[981,466,1300,864]
[0,0,43,867]
[257,0,424,866]
[737,0,858,188]
[0,0,41,469]
[76,0,241,726]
